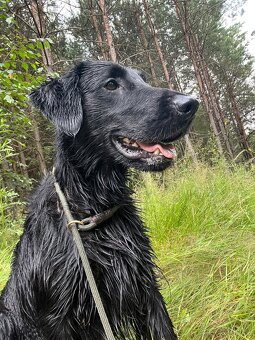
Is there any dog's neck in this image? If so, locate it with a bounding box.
[54,136,132,214]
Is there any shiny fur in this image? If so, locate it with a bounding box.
[0,61,198,339]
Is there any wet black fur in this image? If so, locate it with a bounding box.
[0,61,198,339]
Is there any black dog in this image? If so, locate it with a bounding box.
[0,61,198,339]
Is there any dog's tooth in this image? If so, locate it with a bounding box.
[153,149,160,155]
[132,142,138,148]
[123,138,130,144]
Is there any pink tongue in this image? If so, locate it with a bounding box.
[137,142,176,159]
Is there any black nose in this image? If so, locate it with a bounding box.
[173,95,199,117]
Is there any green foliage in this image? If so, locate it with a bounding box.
[0,0,47,190]
[0,187,23,290]
[0,139,15,163]
[136,163,255,339]
[0,2,45,278]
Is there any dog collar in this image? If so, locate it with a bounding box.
[52,167,120,231]
[67,205,120,231]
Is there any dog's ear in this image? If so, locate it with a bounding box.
[30,70,83,136]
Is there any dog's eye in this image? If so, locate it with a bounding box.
[104,80,119,91]
[139,73,147,82]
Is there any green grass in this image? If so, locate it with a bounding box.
[1,163,255,339]
[0,225,23,290]
[136,163,255,339]
[0,188,23,290]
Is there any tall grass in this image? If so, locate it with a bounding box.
[136,162,255,339]
[0,163,255,339]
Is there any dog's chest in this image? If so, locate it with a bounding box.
[76,223,152,321]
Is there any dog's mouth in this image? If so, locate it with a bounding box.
[112,136,177,161]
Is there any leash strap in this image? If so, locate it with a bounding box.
[54,180,115,340]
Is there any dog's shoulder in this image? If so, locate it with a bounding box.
[0,299,21,340]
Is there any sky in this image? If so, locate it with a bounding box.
[236,0,255,57]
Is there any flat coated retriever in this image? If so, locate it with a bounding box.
[0,61,198,339]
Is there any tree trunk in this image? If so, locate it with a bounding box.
[172,72,198,164]
[133,2,158,85]
[142,0,174,89]
[24,0,56,175]
[184,134,198,164]
[226,84,252,159]
[168,63,183,93]
[98,0,117,62]
[18,143,29,177]
[26,0,53,73]
[88,0,108,60]
[140,0,197,163]
[173,0,234,158]
[31,116,47,175]
[193,40,234,158]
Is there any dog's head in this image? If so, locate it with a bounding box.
[31,61,198,171]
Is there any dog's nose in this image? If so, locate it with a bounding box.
[173,95,199,117]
